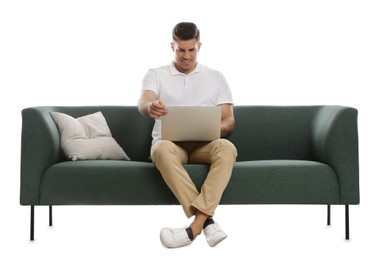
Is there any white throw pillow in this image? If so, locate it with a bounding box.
[50,111,130,161]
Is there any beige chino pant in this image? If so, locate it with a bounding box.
[151,139,237,218]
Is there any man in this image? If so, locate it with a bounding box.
[138,22,237,248]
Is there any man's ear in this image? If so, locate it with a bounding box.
[171,42,175,52]
[197,42,202,51]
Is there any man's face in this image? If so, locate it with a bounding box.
[171,38,201,74]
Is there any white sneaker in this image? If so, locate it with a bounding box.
[203,222,227,247]
[160,227,192,248]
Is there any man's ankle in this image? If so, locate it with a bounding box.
[185,227,194,241]
[189,223,203,238]
[203,218,215,229]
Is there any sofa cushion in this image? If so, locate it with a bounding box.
[223,160,340,204]
[39,160,340,205]
[50,111,130,161]
[39,160,186,205]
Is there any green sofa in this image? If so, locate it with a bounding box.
[20,105,359,240]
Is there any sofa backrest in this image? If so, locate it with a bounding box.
[32,105,326,163]
[47,106,155,162]
[227,106,322,161]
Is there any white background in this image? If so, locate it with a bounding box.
[1,0,378,259]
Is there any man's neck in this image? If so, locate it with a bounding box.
[174,62,198,75]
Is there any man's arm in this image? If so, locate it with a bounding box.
[138,90,168,118]
[219,103,235,137]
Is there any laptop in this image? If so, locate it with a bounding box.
[161,106,221,141]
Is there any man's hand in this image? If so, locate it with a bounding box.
[138,90,168,118]
[148,100,168,118]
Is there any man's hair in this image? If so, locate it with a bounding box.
[172,22,200,42]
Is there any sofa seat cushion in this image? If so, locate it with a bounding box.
[222,160,340,204]
[40,160,340,205]
[40,160,210,205]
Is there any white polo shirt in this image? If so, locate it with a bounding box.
[142,62,233,142]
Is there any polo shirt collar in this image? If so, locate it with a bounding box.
[170,62,202,76]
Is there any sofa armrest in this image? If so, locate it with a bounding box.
[311,106,359,204]
[20,107,61,205]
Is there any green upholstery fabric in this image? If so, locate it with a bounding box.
[39,160,338,205]
[20,106,359,206]
[227,106,320,161]
[40,160,176,205]
[223,160,339,204]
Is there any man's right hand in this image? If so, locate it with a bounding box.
[138,90,168,118]
[148,100,168,118]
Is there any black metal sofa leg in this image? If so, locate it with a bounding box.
[327,204,350,240]
[30,206,34,241]
[30,205,53,241]
[327,204,331,226]
[49,205,53,227]
[345,205,350,240]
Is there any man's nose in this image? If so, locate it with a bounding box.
[183,50,190,59]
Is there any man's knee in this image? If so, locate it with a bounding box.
[151,140,177,162]
[213,139,238,159]
[153,140,176,152]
